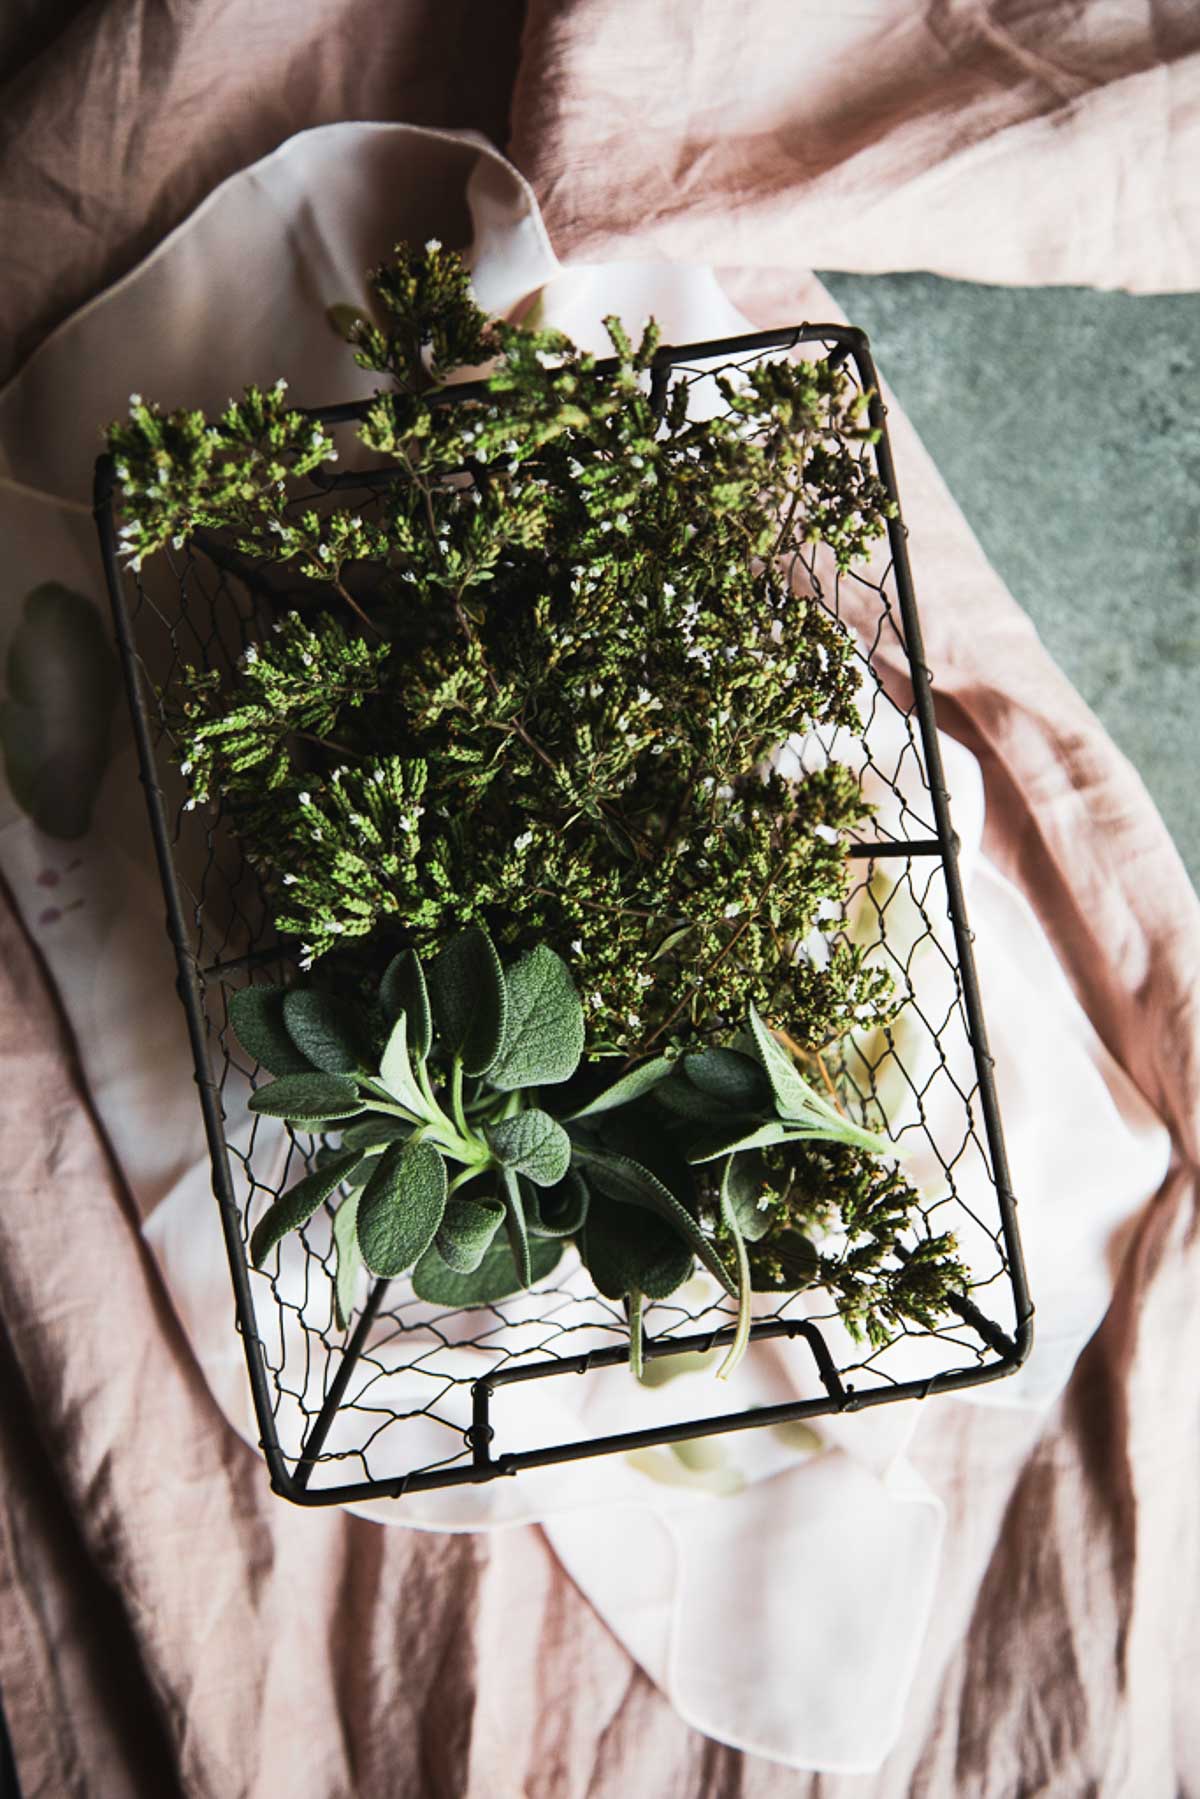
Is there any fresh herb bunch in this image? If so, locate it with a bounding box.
[234,931,965,1377]
[108,241,969,1370]
[109,242,896,1058]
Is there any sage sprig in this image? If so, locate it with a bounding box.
[233,935,964,1377]
[240,927,584,1302]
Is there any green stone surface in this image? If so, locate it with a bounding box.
[820,272,1200,889]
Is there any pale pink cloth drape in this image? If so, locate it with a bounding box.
[2,5,1199,1795]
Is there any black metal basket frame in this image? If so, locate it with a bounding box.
[94,323,1034,1507]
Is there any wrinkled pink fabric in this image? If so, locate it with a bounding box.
[2,5,1200,1797]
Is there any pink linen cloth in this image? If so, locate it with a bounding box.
[0,4,1198,1794]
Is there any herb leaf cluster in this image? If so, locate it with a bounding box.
[235,934,966,1376]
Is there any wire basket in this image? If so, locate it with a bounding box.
[94,324,1033,1507]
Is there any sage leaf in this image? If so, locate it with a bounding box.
[228,985,312,1076]
[722,1153,774,1243]
[412,1233,563,1308]
[282,989,371,1073]
[435,1193,505,1273]
[0,583,119,839]
[488,944,585,1091]
[249,1147,363,1267]
[579,1199,694,1301]
[332,1188,365,1328]
[428,926,507,1076]
[686,1120,793,1164]
[747,1005,819,1117]
[523,1168,589,1238]
[378,1011,430,1117]
[565,1054,675,1120]
[746,1004,891,1155]
[339,1116,412,1154]
[487,1108,571,1187]
[248,1071,364,1123]
[654,1073,738,1122]
[500,1167,533,1287]
[380,949,432,1059]
[357,1139,448,1277]
[682,1046,770,1112]
[576,1146,735,1295]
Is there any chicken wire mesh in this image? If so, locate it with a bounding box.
[94,324,1032,1507]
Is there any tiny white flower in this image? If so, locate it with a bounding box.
[282,874,297,886]
[179,760,193,776]
[570,939,583,955]
[723,902,742,919]
[626,1012,641,1029]
[371,767,386,785]
[588,992,604,1010]
[129,392,142,408]
[298,791,311,806]
[425,237,442,251]
[514,829,534,852]
[183,797,197,812]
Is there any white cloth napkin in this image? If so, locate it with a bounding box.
[0,123,1171,1772]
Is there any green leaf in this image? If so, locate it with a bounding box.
[282,989,371,1073]
[487,1108,571,1187]
[228,985,312,1076]
[332,1188,365,1328]
[523,1168,589,1238]
[564,1054,675,1120]
[428,926,507,1076]
[380,949,431,1059]
[682,1047,770,1112]
[0,583,119,839]
[249,1148,362,1266]
[686,1121,793,1165]
[654,1073,739,1122]
[722,1153,774,1243]
[579,1200,694,1301]
[747,1006,820,1117]
[248,1071,365,1123]
[575,1146,735,1295]
[357,1139,448,1277]
[412,1233,563,1308]
[500,1167,533,1287]
[488,944,585,1091]
[435,1193,505,1272]
[378,1011,430,1117]
[339,1115,413,1154]
[746,1008,892,1155]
